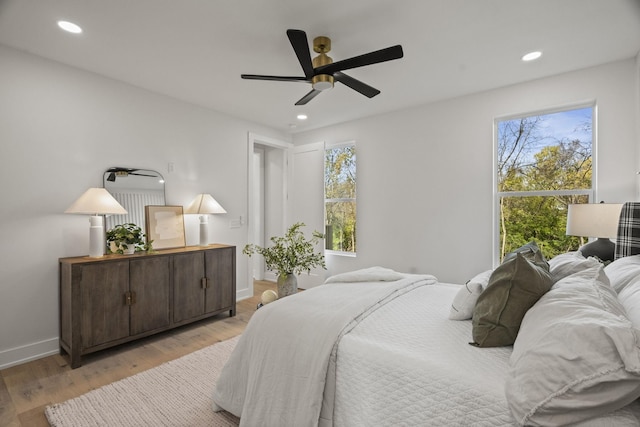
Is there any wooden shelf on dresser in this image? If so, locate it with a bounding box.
[59,244,236,368]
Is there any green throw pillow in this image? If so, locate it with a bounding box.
[471,247,552,347]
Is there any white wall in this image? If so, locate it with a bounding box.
[0,44,289,369]
[637,52,640,199]
[1,43,638,369]
[293,59,639,284]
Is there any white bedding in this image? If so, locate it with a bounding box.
[213,272,436,427]
[213,272,640,426]
[332,283,640,426]
[333,283,514,426]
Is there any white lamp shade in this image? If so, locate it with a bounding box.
[566,203,623,238]
[184,194,227,215]
[65,188,128,215]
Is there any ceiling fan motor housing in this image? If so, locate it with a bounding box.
[312,36,334,90]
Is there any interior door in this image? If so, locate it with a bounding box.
[247,133,291,296]
[252,147,265,280]
[292,141,326,289]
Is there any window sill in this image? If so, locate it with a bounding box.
[325,250,357,258]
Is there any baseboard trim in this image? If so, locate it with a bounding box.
[0,337,59,370]
[236,288,252,301]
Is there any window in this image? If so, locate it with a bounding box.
[496,106,594,261]
[325,142,356,254]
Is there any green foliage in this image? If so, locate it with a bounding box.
[498,111,593,260]
[106,223,153,254]
[500,195,588,260]
[243,222,326,276]
[325,145,357,252]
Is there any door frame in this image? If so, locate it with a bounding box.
[247,132,292,296]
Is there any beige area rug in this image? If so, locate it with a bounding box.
[45,336,241,427]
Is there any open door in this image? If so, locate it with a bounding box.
[247,133,291,298]
[292,142,326,289]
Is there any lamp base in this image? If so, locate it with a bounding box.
[579,238,615,262]
[199,215,209,246]
[88,215,105,258]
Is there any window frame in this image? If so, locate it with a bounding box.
[492,102,597,265]
[324,140,357,257]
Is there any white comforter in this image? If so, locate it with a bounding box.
[212,269,436,426]
[212,269,640,426]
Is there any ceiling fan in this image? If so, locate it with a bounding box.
[106,167,157,182]
[241,29,404,105]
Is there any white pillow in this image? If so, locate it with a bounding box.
[547,251,601,283]
[448,269,492,320]
[604,255,640,293]
[618,278,640,329]
[324,266,404,284]
[506,265,640,426]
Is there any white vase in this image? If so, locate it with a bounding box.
[277,273,298,298]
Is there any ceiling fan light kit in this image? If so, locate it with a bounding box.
[241,29,403,105]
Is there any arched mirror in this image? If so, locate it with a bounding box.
[103,167,165,234]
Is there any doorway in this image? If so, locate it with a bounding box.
[247,133,292,295]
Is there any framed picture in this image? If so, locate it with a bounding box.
[145,205,186,250]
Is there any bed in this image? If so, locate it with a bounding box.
[212,248,640,426]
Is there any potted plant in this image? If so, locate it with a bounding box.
[106,223,152,254]
[243,222,326,298]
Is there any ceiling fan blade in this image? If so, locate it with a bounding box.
[241,74,309,82]
[287,29,314,79]
[315,45,404,75]
[334,72,380,98]
[295,89,323,105]
[107,167,135,172]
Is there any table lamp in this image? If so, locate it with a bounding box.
[185,194,227,246]
[65,188,128,257]
[566,202,623,262]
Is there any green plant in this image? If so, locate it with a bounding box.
[243,222,326,276]
[106,223,153,254]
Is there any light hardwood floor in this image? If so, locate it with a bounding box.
[0,280,275,427]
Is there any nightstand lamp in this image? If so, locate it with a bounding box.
[566,202,623,262]
[185,193,227,246]
[65,188,128,257]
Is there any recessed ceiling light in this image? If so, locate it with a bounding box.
[296,114,308,120]
[522,51,542,62]
[57,20,83,34]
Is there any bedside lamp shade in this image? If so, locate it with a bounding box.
[566,203,623,261]
[65,188,128,257]
[185,194,227,246]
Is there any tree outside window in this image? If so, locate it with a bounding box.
[325,143,356,253]
[496,106,593,260]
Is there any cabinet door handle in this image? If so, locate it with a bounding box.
[124,291,137,305]
[201,277,208,289]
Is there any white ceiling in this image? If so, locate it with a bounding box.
[1,0,639,134]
